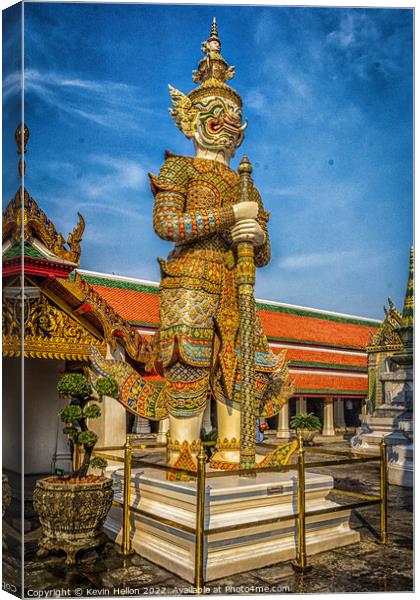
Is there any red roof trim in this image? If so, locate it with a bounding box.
[3,256,74,278]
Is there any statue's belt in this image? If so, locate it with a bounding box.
[169,247,236,269]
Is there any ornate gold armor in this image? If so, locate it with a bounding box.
[150,151,293,420]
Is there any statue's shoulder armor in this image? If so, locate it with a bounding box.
[149,151,194,196]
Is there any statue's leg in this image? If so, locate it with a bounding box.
[212,400,241,464]
[210,387,267,468]
[164,362,209,467]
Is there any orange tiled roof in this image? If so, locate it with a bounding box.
[90,284,160,325]
[75,270,379,397]
[258,308,374,348]
[276,347,367,368]
[291,372,368,395]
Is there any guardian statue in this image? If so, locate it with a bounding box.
[91,20,295,471]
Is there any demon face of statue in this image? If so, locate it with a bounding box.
[168,86,247,161]
[168,18,247,162]
[193,94,246,155]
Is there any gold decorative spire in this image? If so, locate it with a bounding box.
[15,122,29,179]
[401,246,414,327]
[2,123,85,265]
[390,246,414,369]
[209,17,219,45]
[191,18,237,94]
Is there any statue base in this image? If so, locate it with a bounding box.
[105,468,359,583]
[388,443,413,487]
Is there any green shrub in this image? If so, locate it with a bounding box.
[57,372,106,477]
[57,373,91,400]
[90,456,107,470]
[78,431,98,448]
[83,403,101,419]
[59,405,82,423]
[290,413,321,431]
[95,377,119,399]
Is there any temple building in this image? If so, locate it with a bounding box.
[2,125,381,475]
[74,269,380,437]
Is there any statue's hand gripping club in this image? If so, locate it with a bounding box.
[232,201,266,246]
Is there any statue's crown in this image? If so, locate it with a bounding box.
[168,19,242,138]
[192,18,235,86]
[189,18,241,106]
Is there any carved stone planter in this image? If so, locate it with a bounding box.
[296,429,318,445]
[2,474,11,548]
[33,477,113,565]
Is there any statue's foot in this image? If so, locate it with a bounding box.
[166,438,199,481]
[209,450,266,470]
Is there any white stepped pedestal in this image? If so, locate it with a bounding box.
[388,420,413,488]
[388,443,413,487]
[105,468,360,583]
[351,404,410,455]
[352,430,409,455]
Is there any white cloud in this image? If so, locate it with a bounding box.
[245,89,267,112]
[325,11,407,80]
[279,250,352,269]
[278,247,388,272]
[2,71,21,99]
[5,68,158,129]
[88,155,147,190]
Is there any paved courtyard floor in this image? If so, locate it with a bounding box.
[2,443,413,596]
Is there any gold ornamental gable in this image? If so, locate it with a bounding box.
[366,298,403,354]
[2,289,105,360]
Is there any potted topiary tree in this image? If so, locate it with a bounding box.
[33,372,119,565]
[290,412,322,445]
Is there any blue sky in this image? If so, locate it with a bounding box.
[2,2,413,319]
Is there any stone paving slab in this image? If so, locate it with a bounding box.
[2,444,413,596]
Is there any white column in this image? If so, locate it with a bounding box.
[322,397,335,436]
[277,400,291,439]
[157,417,170,444]
[334,398,346,430]
[361,398,367,416]
[201,399,213,433]
[132,416,151,435]
[296,397,307,415]
[88,342,127,465]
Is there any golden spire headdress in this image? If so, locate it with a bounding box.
[168,18,242,138]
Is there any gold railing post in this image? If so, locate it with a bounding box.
[194,446,207,593]
[122,434,134,556]
[294,432,310,572]
[380,437,388,544]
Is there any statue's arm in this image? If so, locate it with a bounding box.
[150,157,235,243]
[153,190,235,243]
[253,187,271,267]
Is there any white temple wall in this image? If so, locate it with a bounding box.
[23,358,67,474]
[2,358,22,473]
